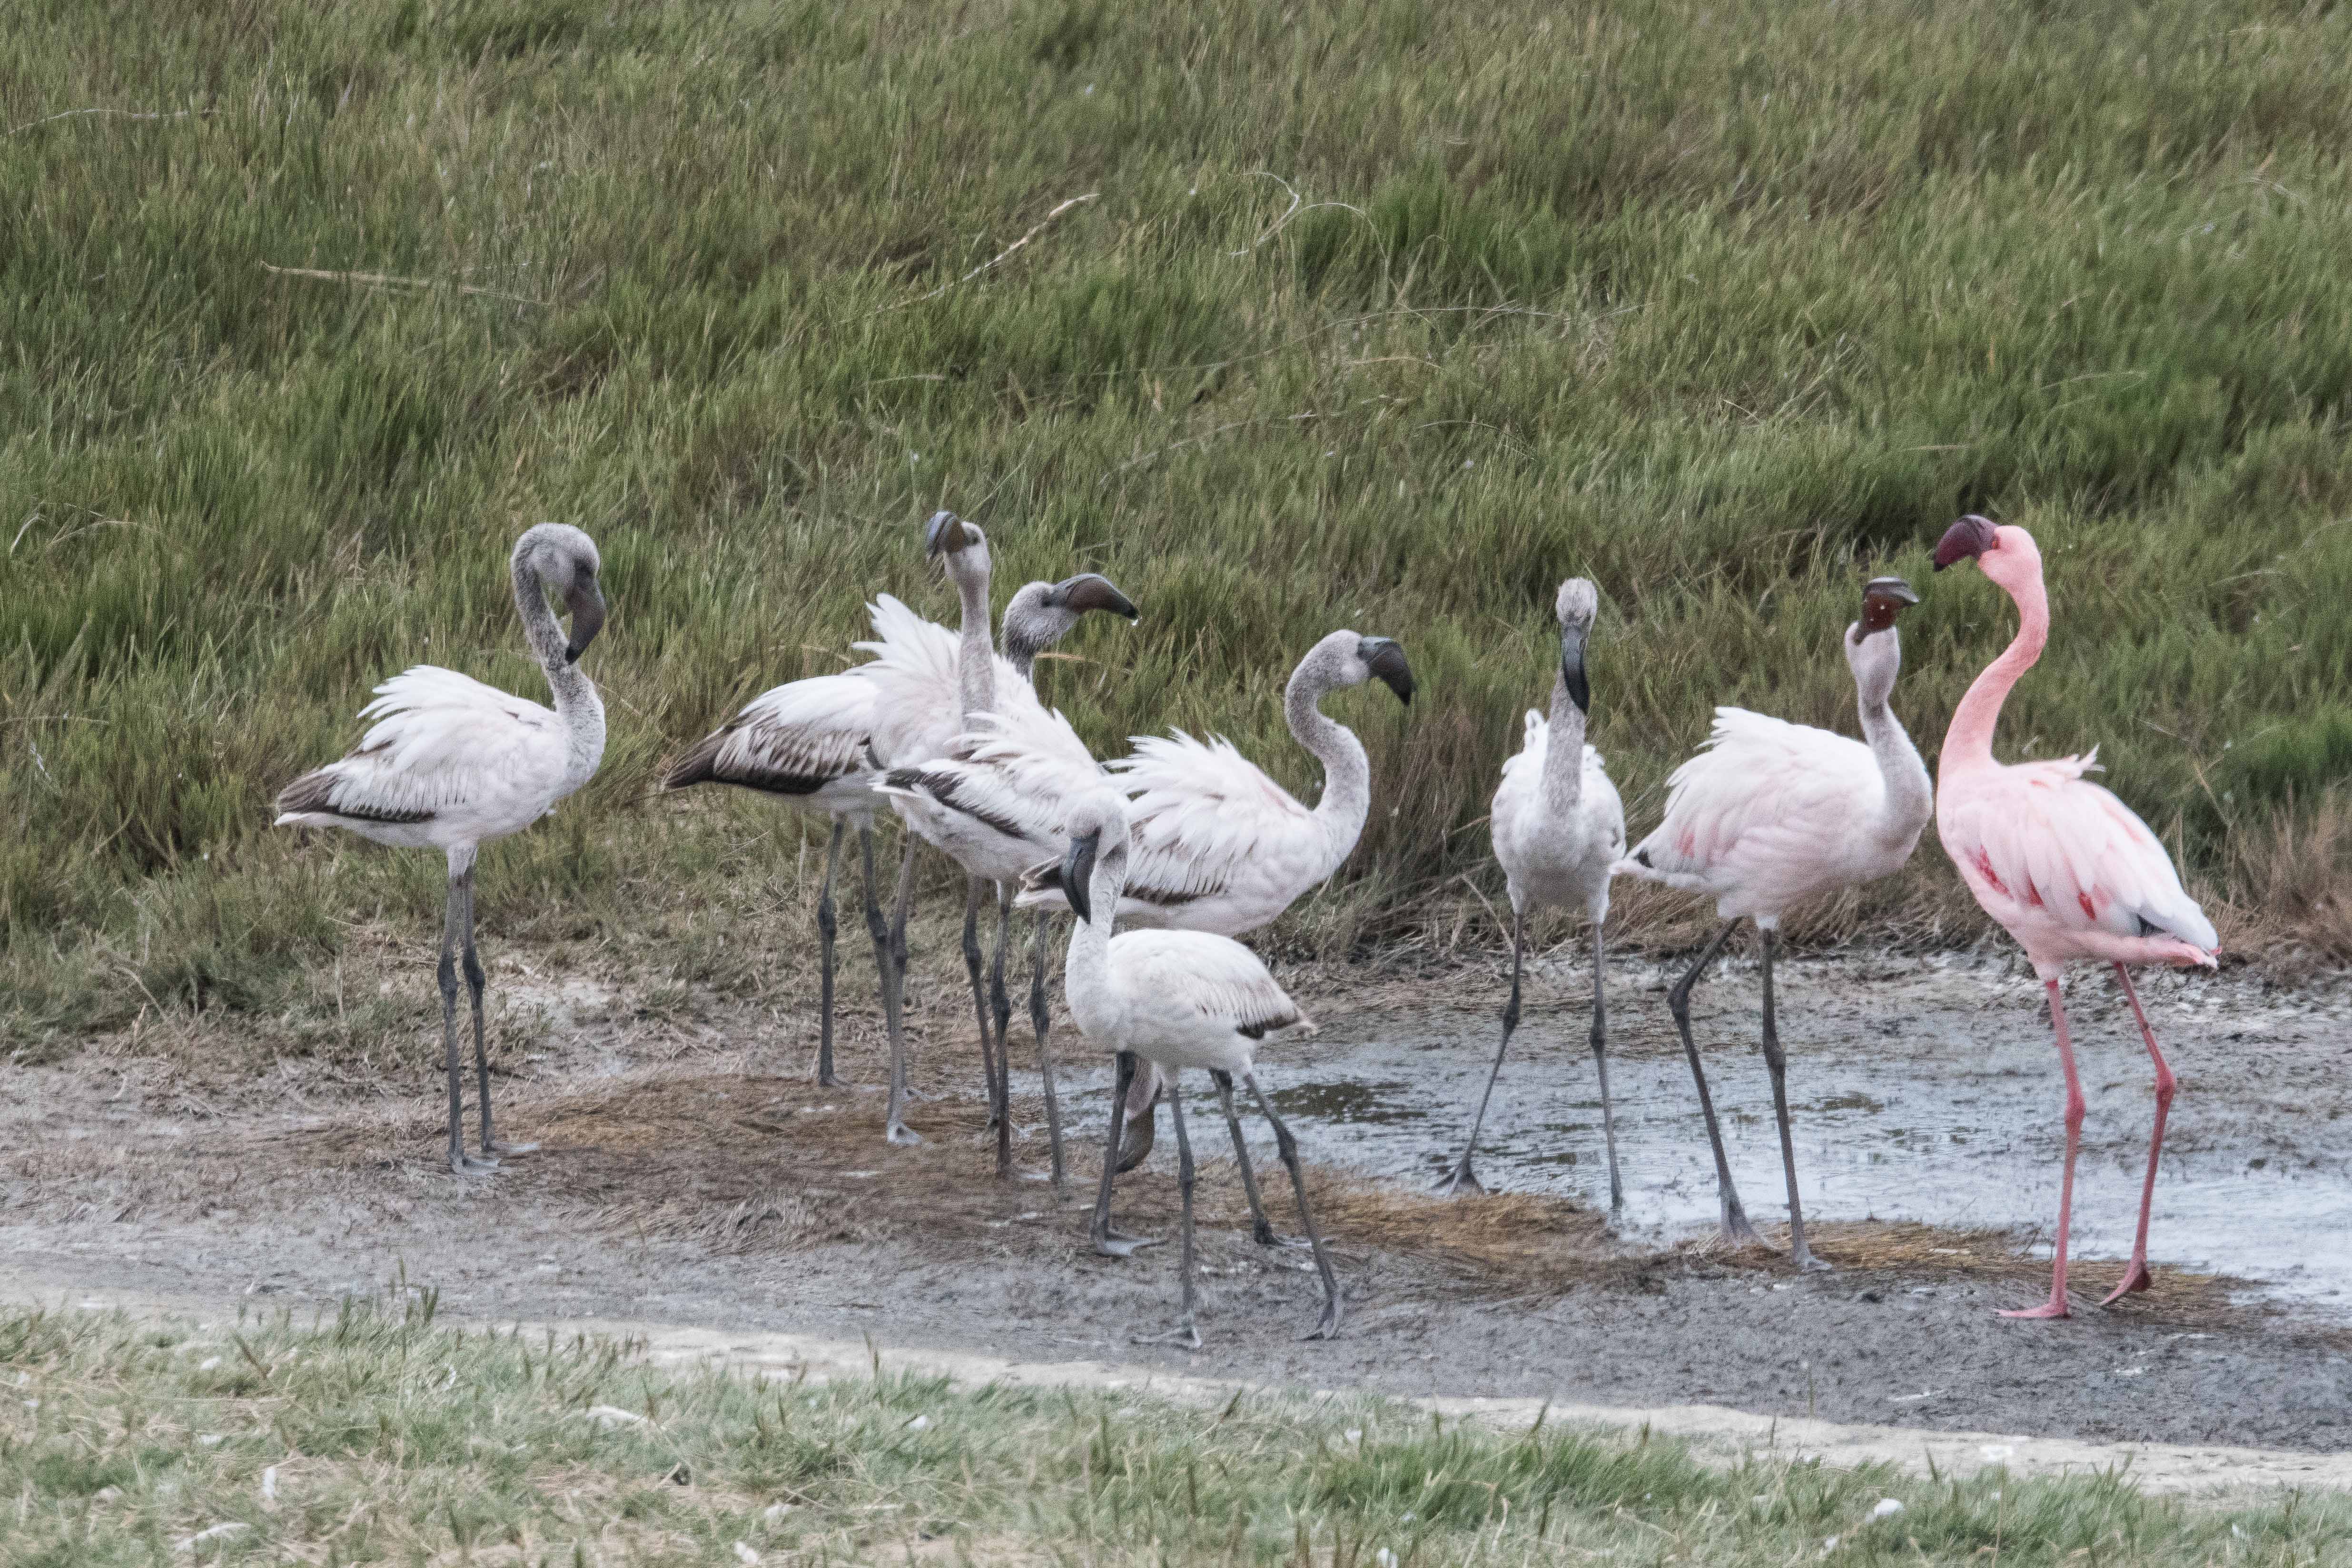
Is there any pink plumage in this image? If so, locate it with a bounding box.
[1932,515,2215,1321]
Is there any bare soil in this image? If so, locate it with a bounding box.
[5,940,2349,1459]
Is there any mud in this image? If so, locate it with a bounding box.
[3,949,2349,1460]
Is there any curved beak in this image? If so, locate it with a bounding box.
[563,578,607,663]
[1933,515,1997,572]
[1054,573,1139,621]
[1362,637,1415,705]
[924,510,972,558]
[1858,575,1920,638]
[1558,622,1590,714]
[1062,828,1102,925]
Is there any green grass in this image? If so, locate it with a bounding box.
[6,0,2352,1052]
[3,1298,2346,1566]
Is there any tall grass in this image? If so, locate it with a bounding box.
[5,0,2350,1049]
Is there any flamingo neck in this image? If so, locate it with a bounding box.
[1856,651,1931,847]
[1064,864,1122,1038]
[1285,664,1371,874]
[954,568,997,720]
[1943,565,2049,775]
[513,555,606,794]
[1538,668,1587,816]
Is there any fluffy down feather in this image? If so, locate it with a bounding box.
[1104,730,1319,917]
[1102,927,1316,1072]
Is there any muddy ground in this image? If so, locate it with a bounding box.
[5,941,2350,1455]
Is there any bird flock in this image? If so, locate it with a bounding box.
[275,510,2218,1344]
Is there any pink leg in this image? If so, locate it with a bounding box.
[2003,978,2083,1321]
[2101,964,2174,1306]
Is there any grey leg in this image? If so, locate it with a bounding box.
[1212,1070,1300,1249]
[1136,1081,1202,1349]
[1758,929,1826,1271]
[961,878,1000,1132]
[989,882,1014,1177]
[1591,920,1624,1211]
[1245,1072,1342,1341]
[1669,920,1762,1247]
[815,819,845,1087]
[868,827,920,1146]
[1092,1051,1160,1257]
[439,873,494,1175]
[1434,904,1524,1196]
[462,868,534,1159]
[1030,912,1066,1192]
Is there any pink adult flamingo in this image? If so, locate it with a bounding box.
[1931,515,2218,1320]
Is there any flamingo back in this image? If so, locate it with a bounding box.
[1104,730,1327,932]
[1099,927,1316,1073]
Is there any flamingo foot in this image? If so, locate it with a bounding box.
[1093,1230,1162,1259]
[448,1152,501,1176]
[885,1120,925,1147]
[2100,1261,2154,1306]
[1430,1157,1486,1198]
[1299,1301,1342,1342]
[1135,1318,1202,1351]
[1718,1213,1769,1252]
[486,1139,539,1157]
[1251,1222,1313,1251]
[1998,1295,2072,1321]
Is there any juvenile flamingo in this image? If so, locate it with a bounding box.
[274,524,607,1174]
[1614,577,1929,1269]
[1931,515,2218,1319]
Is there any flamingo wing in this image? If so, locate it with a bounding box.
[879,703,1101,858]
[854,592,1027,768]
[1621,708,1875,888]
[666,671,874,796]
[1106,730,1319,915]
[1107,929,1316,1042]
[275,665,566,826]
[1947,755,2217,950]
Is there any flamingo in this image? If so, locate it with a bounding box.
[1016,630,1414,1248]
[664,533,1130,1117]
[1930,515,2218,1319]
[1055,789,1342,1346]
[1613,576,1929,1269]
[860,512,1136,1149]
[1433,578,1626,1203]
[273,523,608,1175]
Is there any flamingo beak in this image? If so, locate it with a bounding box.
[1558,622,1590,714]
[1361,637,1416,705]
[1053,573,1139,621]
[1933,515,1998,572]
[563,579,607,663]
[924,510,972,558]
[1062,828,1102,924]
[1858,576,1919,637]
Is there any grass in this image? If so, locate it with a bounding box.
[3,1297,2347,1566]
[6,0,2352,1056]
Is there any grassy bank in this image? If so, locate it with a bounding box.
[2,1298,2344,1565]
[5,0,2351,1053]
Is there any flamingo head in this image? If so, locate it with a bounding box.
[514,523,607,663]
[1553,578,1600,715]
[1843,575,1918,706]
[923,509,992,592]
[1057,790,1132,925]
[1001,573,1140,670]
[1933,515,2043,595]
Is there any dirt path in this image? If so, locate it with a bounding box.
[4,953,2347,1462]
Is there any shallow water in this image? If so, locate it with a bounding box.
[1041,957,2352,1315]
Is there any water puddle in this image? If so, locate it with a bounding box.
[1036,963,2352,1318]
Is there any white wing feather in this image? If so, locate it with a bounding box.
[277,665,567,828]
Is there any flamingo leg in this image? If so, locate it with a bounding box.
[460,867,534,1159]
[1245,1072,1343,1341]
[1136,1080,1203,1350]
[1667,920,1762,1247]
[1212,1070,1297,1248]
[814,819,844,1088]
[1092,1051,1160,1257]
[870,827,921,1146]
[1028,913,1067,1191]
[2102,964,2174,1305]
[1590,919,1624,1212]
[989,882,1015,1178]
[1757,929,1821,1271]
[1434,905,1524,1196]
[959,878,1000,1132]
[2004,976,2084,1320]
[1116,1063,1159,1172]
[438,864,495,1175]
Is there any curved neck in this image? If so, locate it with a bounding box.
[1538,667,1586,815]
[954,569,996,718]
[1064,859,1122,1033]
[1857,651,1931,842]
[511,555,604,787]
[1942,569,2048,773]
[1285,665,1371,866]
